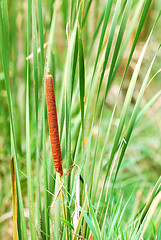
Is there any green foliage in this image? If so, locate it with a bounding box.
[0,0,161,239]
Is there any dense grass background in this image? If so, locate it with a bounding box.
[0,0,161,239]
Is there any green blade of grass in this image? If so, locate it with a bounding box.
[26,0,36,238]
[65,14,79,224]
[83,212,98,240]
[121,0,152,80]
[46,0,58,70]
[110,0,145,85]
[2,0,9,67]
[60,218,74,230]
[37,0,45,76]
[87,192,102,240]
[91,0,113,81]
[78,24,85,141]
[10,157,17,240]
[106,0,133,93]
[32,0,42,234]
[87,8,104,57]
[95,0,122,106]
[71,29,78,100]
[82,0,92,27]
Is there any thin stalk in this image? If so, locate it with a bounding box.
[59,174,68,240]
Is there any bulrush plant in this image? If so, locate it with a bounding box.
[1,0,161,239]
[45,74,63,176]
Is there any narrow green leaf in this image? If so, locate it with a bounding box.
[78,25,85,139]
[87,192,102,240]
[37,0,45,75]
[96,0,122,105]
[10,157,17,240]
[83,212,98,240]
[60,218,74,230]
[92,0,113,81]
[32,0,42,235]
[106,0,133,93]
[26,0,36,238]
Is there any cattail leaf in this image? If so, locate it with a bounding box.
[34,0,45,235]
[71,29,78,100]
[26,0,37,239]
[32,0,39,124]
[37,0,44,75]
[78,25,85,140]
[10,157,17,240]
[92,0,113,79]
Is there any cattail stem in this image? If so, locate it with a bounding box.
[58,174,68,240]
[45,74,63,176]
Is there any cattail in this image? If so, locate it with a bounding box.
[45,74,63,176]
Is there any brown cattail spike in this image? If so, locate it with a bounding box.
[45,74,63,176]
